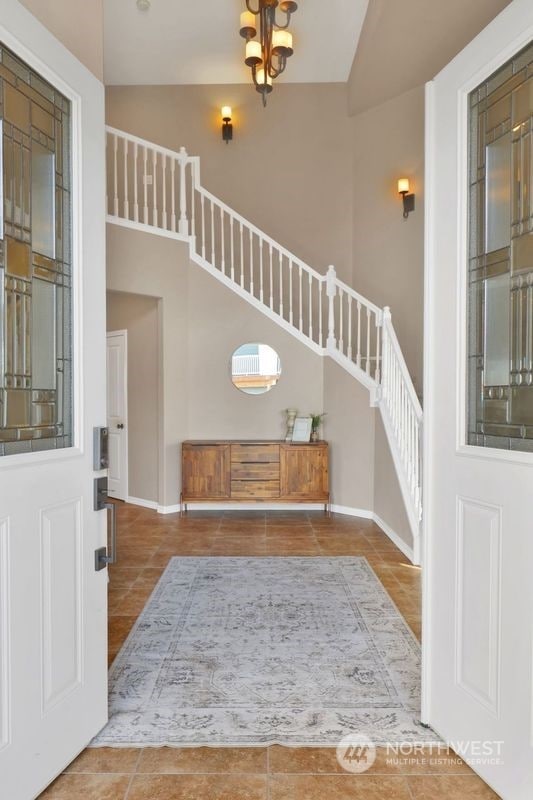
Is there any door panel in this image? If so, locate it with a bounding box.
[41,499,83,712]
[280,445,329,500]
[182,444,231,499]
[424,2,533,797]
[0,3,107,798]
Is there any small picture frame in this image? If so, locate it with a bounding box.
[291,416,312,443]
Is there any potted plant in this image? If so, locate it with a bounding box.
[310,412,326,442]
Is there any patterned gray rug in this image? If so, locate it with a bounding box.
[93,556,437,747]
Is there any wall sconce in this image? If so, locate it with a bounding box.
[398,178,415,219]
[221,106,233,144]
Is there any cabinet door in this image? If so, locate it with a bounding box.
[182,444,230,499]
[280,445,329,500]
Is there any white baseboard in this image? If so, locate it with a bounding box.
[329,504,373,519]
[124,497,416,564]
[126,496,158,510]
[372,512,415,565]
[158,504,182,515]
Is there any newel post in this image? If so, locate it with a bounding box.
[326,265,337,351]
[178,146,189,236]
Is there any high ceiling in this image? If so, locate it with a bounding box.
[103,0,369,86]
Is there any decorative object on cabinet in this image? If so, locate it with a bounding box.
[291,416,313,442]
[181,440,329,511]
[231,343,281,395]
[285,407,298,441]
[310,412,327,443]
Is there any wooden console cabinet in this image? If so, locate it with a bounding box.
[181,441,329,510]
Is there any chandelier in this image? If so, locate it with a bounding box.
[239,1,298,106]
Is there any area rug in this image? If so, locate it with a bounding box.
[92,556,437,747]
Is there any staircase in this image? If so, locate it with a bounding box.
[105,126,423,563]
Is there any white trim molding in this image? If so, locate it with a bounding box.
[126,496,158,511]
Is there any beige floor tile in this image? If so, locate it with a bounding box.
[127,773,267,799]
[407,775,501,798]
[269,773,412,799]
[108,615,137,650]
[137,746,268,774]
[38,773,130,799]
[65,747,140,773]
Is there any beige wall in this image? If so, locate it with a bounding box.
[106,226,189,507]
[106,291,160,504]
[187,267,324,442]
[106,224,328,508]
[106,84,354,282]
[323,359,375,512]
[347,0,512,116]
[351,84,425,396]
[19,0,104,80]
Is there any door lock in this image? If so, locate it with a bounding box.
[93,426,109,469]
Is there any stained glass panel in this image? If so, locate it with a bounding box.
[0,43,72,455]
[467,41,533,451]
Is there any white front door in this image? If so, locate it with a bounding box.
[424,1,533,798]
[0,3,108,799]
[106,330,128,500]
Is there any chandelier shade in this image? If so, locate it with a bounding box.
[239,1,298,105]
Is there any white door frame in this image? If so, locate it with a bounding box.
[107,329,129,501]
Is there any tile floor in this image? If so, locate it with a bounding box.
[39,504,500,799]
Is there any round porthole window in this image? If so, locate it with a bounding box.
[230,343,282,395]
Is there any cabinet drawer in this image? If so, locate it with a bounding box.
[231,444,279,463]
[231,463,280,481]
[231,481,280,499]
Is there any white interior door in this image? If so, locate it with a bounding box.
[424,1,533,798]
[107,330,128,501]
[0,3,108,798]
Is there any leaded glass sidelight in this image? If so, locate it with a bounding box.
[0,44,72,455]
[467,41,533,452]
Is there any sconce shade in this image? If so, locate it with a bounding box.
[397,177,415,218]
[398,178,410,194]
[221,106,232,121]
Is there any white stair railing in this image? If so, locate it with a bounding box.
[105,126,423,560]
[380,308,423,547]
[106,126,199,238]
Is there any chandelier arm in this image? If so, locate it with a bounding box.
[268,54,285,79]
[246,0,261,14]
[273,9,292,29]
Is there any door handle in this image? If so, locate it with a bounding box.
[94,477,118,571]
[117,423,124,429]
